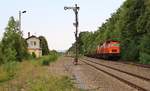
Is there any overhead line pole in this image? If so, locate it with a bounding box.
[64,4,80,65]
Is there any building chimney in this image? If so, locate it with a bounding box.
[28,32,30,37]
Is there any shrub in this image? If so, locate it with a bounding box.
[32,52,36,58]
[41,57,50,65]
[40,54,58,66]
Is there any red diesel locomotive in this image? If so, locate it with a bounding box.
[95,41,120,59]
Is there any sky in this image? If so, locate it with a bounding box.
[0,0,125,51]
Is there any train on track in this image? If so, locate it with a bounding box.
[87,40,120,60]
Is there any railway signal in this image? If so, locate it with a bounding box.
[64,4,80,65]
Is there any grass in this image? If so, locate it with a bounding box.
[27,76,75,91]
[0,55,80,91]
[0,62,18,83]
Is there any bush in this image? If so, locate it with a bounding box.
[41,57,50,65]
[32,52,36,58]
[40,54,58,66]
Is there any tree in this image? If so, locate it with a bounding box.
[1,16,28,62]
[68,0,150,64]
[120,0,146,61]
[138,1,150,64]
[0,42,4,64]
[39,36,49,55]
[139,33,150,64]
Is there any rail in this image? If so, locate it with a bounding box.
[81,58,150,91]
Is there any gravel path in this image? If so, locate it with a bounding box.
[49,56,138,91]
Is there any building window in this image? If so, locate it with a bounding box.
[30,41,36,47]
[30,41,33,46]
[34,41,36,46]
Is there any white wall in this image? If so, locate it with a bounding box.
[27,37,40,49]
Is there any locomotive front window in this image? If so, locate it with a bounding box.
[112,44,120,46]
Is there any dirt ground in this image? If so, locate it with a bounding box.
[48,56,136,91]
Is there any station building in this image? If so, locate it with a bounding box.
[26,32,42,58]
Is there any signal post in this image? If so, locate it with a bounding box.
[64,4,80,65]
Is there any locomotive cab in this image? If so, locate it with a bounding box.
[96,40,120,59]
[109,41,120,53]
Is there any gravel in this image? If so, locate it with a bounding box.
[48,56,137,91]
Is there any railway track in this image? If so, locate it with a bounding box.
[87,57,150,69]
[80,58,150,91]
[120,62,150,69]
[83,58,150,81]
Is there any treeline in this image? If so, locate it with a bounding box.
[0,16,50,65]
[68,0,150,64]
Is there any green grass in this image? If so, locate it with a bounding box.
[0,61,18,83]
[0,55,81,91]
[27,76,75,91]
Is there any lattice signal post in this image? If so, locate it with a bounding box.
[64,4,80,65]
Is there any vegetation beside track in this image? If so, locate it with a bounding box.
[0,13,81,91]
[68,0,150,64]
[0,54,80,91]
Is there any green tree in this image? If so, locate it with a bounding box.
[68,0,150,64]
[138,1,150,64]
[0,42,4,64]
[39,36,49,55]
[1,16,28,62]
[139,33,150,64]
[120,0,146,61]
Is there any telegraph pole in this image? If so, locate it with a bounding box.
[64,4,80,65]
